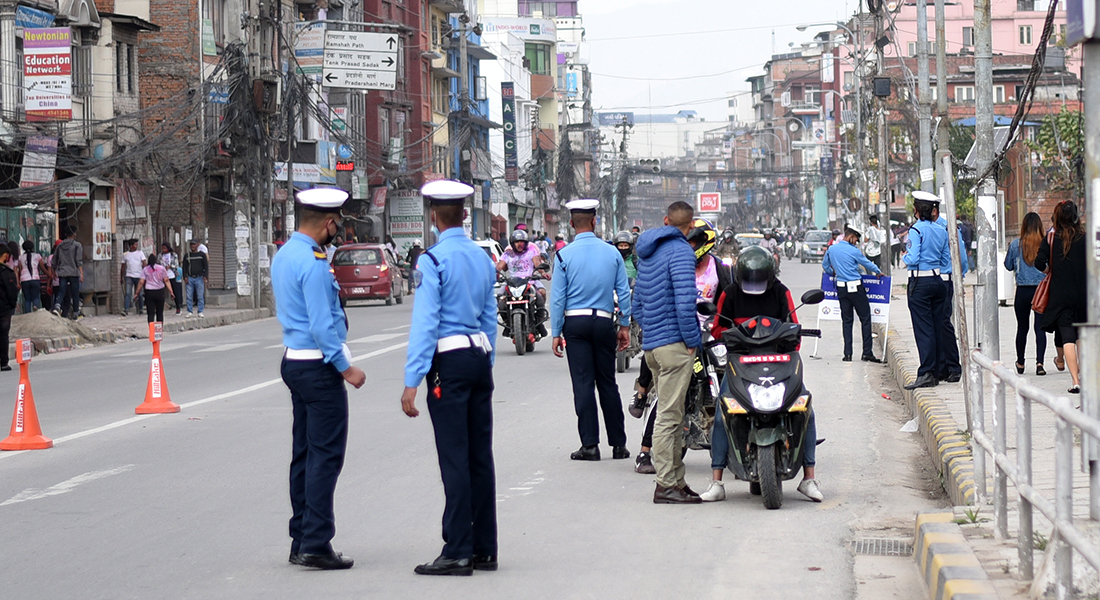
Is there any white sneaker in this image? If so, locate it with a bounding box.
[198,312,205,318]
[700,480,726,502]
[797,478,824,502]
[186,312,193,318]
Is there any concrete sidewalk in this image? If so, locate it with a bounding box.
[8,305,273,356]
[884,275,1095,598]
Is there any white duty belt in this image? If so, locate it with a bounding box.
[564,309,613,319]
[285,343,353,363]
[437,332,492,354]
[909,269,940,278]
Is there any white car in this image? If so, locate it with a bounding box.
[474,239,506,263]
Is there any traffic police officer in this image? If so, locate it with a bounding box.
[401,180,499,577]
[272,187,366,570]
[821,226,883,362]
[933,205,968,383]
[550,198,633,461]
[902,191,952,390]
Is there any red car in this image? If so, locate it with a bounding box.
[332,244,406,305]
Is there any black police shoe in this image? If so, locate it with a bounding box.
[842,355,852,362]
[861,355,883,363]
[297,551,354,570]
[471,555,498,571]
[570,445,600,461]
[903,373,938,390]
[414,555,473,576]
[612,446,630,459]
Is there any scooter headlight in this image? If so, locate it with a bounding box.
[746,382,786,412]
[710,344,728,368]
[721,256,734,266]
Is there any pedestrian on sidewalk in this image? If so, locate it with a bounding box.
[273,187,365,571]
[634,201,703,505]
[902,192,951,390]
[160,242,183,316]
[120,240,145,317]
[18,240,43,313]
[182,240,208,318]
[52,227,83,320]
[400,180,498,576]
[821,226,883,363]
[1004,212,1048,376]
[863,215,886,271]
[136,254,174,324]
[0,243,18,371]
[549,199,632,462]
[1035,201,1087,394]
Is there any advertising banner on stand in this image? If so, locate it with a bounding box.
[23,27,72,121]
[19,135,58,187]
[388,190,424,254]
[818,273,892,323]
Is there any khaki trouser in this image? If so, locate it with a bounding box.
[645,342,695,488]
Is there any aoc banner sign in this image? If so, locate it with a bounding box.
[818,273,892,323]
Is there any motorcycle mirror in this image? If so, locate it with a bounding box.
[801,289,826,305]
[696,301,717,316]
[536,262,551,272]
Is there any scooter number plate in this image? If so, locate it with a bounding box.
[507,301,528,305]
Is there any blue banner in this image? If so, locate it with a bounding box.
[818,272,892,323]
[15,5,55,28]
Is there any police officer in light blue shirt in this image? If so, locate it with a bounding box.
[400,180,498,577]
[821,226,883,362]
[272,187,366,571]
[902,191,952,389]
[550,198,633,462]
[933,207,966,383]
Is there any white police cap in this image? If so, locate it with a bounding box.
[421,179,474,204]
[565,198,599,213]
[296,187,348,212]
[911,190,941,205]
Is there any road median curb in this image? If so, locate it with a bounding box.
[913,511,998,600]
[885,327,978,507]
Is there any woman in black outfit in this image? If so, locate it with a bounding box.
[1035,201,1087,393]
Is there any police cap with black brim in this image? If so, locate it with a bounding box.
[421,180,475,205]
[296,187,348,213]
[844,226,862,240]
[911,190,941,207]
[565,198,599,214]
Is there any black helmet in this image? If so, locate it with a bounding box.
[509,229,529,244]
[612,231,633,246]
[735,246,776,295]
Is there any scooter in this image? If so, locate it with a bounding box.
[703,289,825,510]
[682,317,727,452]
[497,263,549,356]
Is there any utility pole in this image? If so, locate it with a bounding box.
[934,0,950,197]
[916,0,933,194]
[1080,25,1100,524]
[973,0,999,360]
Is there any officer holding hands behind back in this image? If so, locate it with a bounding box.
[902,191,952,390]
[271,187,366,571]
[821,226,883,363]
[401,180,499,577]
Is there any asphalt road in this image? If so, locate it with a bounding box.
[0,257,944,599]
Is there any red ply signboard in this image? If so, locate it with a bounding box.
[697,192,721,213]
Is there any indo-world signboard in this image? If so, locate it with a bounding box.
[23,27,72,122]
[501,82,518,184]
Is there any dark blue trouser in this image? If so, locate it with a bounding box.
[55,276,80,317]
[281,357,348,555]
[908,276,947,377]
[563,314,627,448]
[837,284,873,358]
[427,348,497,560]
[936,278,962,378]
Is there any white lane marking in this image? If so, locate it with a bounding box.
[384,324,411,331]
[1,465,135,506]
[348,333,406,344]
[0,342,408,461]
[115,344,198,358]
[264,344,284,349]
[194,342,257,353]
[498,471,546,502]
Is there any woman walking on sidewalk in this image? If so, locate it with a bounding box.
[160,242,183,315]
[18,240,43,313]
[1035,201,1087,394]
[135,254,175,324]
[1004,212,1048,376]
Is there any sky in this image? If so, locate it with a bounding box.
[581,0,859,122]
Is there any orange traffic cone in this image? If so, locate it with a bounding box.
[0,339,52,450]
[135,322,180,414]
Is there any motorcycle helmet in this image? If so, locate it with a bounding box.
[612,230,633,259]
[510,229,529,252]
[413,239,422,247]
[735,246,776,295]
[514,223,528,231]
[686,218,716,262]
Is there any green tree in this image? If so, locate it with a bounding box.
[1025,110,1084,198]
[949,124,976,219]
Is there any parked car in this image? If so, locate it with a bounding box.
[474,239,506,263]
[800,230,833,263]
[332,243,405,305]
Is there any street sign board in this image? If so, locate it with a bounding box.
[1066,0,1100,46]
[697,192,721,213]
[322,31,398,90]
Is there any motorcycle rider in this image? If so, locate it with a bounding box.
[631,218,731,474]
[700,246,823,503]
[613,231,638,282]
[496,229,547,337]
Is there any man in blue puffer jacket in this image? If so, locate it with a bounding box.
[634,201,704,505]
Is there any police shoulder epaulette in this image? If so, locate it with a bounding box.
[313,250,327,260]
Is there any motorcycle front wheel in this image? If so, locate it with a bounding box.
[513,313,526,356]
[758,443,783,509]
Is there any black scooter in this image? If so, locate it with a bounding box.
[702,289,825,509]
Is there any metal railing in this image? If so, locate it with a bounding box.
[968,349,1100,599]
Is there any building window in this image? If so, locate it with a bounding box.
[1020,25,1033,45]
[203,0,225,46]
[72,44,92,98]
[380,109,390,153]
[994,85,1005,103]
[962,26,973,47]
[525,43,551,76]
[1014,84,1025,100]
[1017,0,1037,10]
[116,43,126,93]
[804,86,820,105]
[127,44,136,93]
[928,85,937,101]
[954,85,974,102]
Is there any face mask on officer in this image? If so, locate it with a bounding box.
[320,216,340,247]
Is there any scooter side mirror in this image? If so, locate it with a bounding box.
[801,289,826,305]
[536,262,551,272]
[696,301,717,316]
